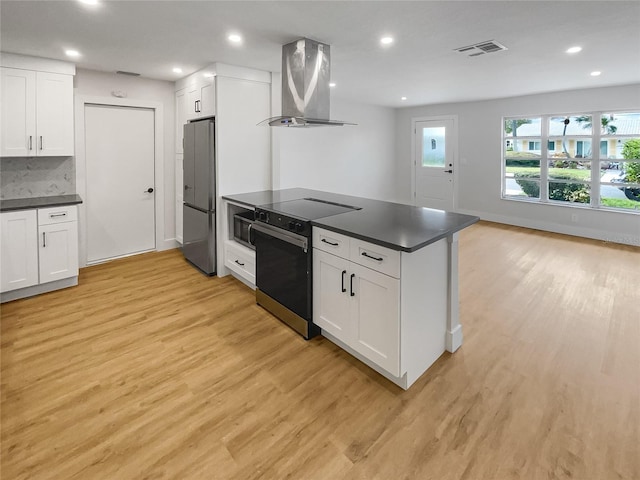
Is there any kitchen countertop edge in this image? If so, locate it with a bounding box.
[1,194,84,212]
[223,189,480,252]
[311,216,480,252]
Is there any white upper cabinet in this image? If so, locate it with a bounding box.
[1,68,36,157]
[1,66,74,157]
[36,72,74,156]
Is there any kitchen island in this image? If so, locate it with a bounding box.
[221,188,478,389]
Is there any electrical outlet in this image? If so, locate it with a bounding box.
[571,213,579,223]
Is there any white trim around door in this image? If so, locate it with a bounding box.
[75,95,173,268]
[411,114,459,211]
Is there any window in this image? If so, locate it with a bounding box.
[502,112,640,212]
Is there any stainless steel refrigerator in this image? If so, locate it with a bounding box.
[182,118,216,275]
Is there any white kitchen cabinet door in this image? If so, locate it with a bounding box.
[313,249,351,341]
[38,221,79,284]
[198,77,215,117]
[36,72,74,156]
[185,83,200,121]
[0,67,36,157]
[175,88,187,154]
[0,210,39,292]
[350,263,401,376]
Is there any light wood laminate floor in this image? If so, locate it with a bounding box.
[1,221,639,480]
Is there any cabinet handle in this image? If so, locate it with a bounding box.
[361,252,383,262]
[350,273,355,297]
[39,136,43,150]
[248,223,254,245]
[321,238,339,247]
[341,270,347,293]
[29,136,33,150]
[234,259,245,267]
[49,212,67,218]
[42,232,46,248]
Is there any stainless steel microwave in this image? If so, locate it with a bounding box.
[233,211,255,250]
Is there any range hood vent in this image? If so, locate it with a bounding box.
[259,38,355,127]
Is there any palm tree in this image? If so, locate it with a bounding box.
[575,115,618,134]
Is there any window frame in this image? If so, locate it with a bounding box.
[502,110,640,214]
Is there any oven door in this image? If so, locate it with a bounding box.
[252,222,311,321]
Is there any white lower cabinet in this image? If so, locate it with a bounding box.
[38,220,79,284]
[0,210,39,292]
[313,248,400,376]
[1,205,79,300]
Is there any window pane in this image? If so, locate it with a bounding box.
[547,138,593,159]
[548,161,591,182]
[600,185,640,211]
[601,161,640,210]
[599,112,640,136]
[504,118,540,137]
[601,137,640,160]
[549,115,592,136]
[505,177,540,199]
[422,127,445,167]
[505,159,540,198]
[548,182,590,204]
[505,139,541,160]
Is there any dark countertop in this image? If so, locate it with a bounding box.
[223,189,478,252]
[0,194,83,212]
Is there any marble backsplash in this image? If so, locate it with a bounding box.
[0,156,75,199]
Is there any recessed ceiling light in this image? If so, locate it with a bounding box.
[228,34,242,44]
[566,46,582,54]
[380,36,394,45]
[172,67,182,74]
[590,71,601,76]
[78,0,99,5]
[65,50,80,57]
[401,96,407,101]
[329,83,336,87]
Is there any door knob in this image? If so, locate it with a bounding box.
[444,170,453,173]
[144,187,154,193]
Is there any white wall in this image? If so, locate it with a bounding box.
[73,69,176,263]
[395,84,640,246]
[274,98,398,202]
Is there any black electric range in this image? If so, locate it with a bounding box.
[252,198,360,339]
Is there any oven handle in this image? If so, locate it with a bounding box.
[252,222,308,252]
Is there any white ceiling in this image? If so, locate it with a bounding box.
[1,1,639,108]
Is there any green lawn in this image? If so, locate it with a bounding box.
[506,167,593,181]
[601,198,640,210]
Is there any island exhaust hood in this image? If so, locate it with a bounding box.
[259,38,355,127]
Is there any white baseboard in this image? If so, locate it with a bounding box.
[446,324,463,353]
[458,208,640,247]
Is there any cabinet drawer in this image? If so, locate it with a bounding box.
[313,227,350,259]
[38,205,77,225]
[350,238,400,279]
[224,240,255,284]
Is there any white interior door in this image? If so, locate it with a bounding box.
[414,118,456,211]
[85,104,155,263]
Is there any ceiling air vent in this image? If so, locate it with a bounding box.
[455,40,508,57]
[116,70,140,76]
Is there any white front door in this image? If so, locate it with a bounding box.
[414,118,456,211]
[85,104,156,263]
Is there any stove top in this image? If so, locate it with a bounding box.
[261,198,360,221]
